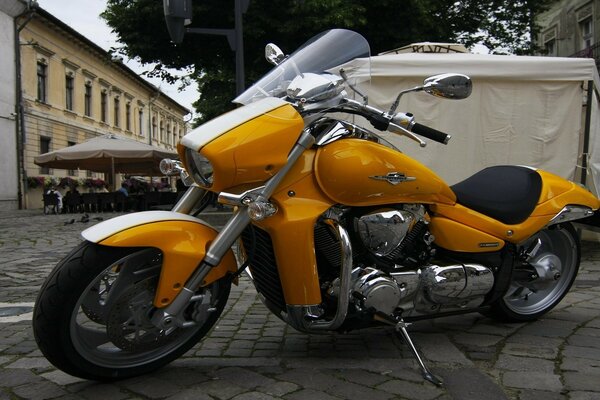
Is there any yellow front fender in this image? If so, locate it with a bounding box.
[82,211,237,307]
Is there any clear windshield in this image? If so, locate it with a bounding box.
[234,29,371,105]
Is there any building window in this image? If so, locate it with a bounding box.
[100,90,108,123]
[65,74,74,111]
[167,123,171,145]
[37,61,48,103]
[84,82,92,117]
[114,97,120,127]
[125,102,131,131]
[40,136,51,174]
[152,116,157,139]
[67,141,76,176]
[139,110,144,136]
[544,39,556,56]
[160,120,165,143]
[580,17,594,50]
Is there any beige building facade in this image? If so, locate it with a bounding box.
[17,6,189,209]
[535,0,599,68]
[0,0,28,211]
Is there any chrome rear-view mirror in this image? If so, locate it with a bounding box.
[423,73,472,100]
[265,43,286,66]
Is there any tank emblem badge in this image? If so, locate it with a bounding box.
[369,172,416,185]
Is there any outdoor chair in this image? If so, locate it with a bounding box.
[113,191,127,212]
[64,192,83,213]
[160,191,178,206]
[43,193,60,215]
[81,193,98,213]
[144,191,161,210]
[98,192,115,212]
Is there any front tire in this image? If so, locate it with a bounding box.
[33,241,231,380]
[488,223,580,322]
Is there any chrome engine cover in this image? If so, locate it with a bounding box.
[414,263,494,313]
[337,262,494,318]
[346,262,494,315]
[355,205,424,257]
[352,268,403,315]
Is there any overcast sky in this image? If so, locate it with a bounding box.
[37,0,198,117]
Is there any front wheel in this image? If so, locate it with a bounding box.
[488,223,580,322]
[33,241,231,380]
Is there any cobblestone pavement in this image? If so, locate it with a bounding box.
[1,210,600,400]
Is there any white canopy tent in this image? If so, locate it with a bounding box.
[341,52,600,195]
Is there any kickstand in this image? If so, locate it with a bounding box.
[374,313,443,387]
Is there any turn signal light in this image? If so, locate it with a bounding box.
[247,201,278,221]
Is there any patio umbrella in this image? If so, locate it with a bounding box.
[34,134,178,176]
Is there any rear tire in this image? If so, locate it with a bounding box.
[33,241,230,380]
[487,223,580,322]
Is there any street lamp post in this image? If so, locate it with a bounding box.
[185,0,250,95]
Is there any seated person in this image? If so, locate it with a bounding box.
[45,186,63,213]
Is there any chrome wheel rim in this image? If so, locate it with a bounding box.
[70,249,214,368]
[503,227,577,316]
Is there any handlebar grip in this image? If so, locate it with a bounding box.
[411,123,451,145]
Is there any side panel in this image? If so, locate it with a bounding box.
[429,216,505,252]
[90,217,237,307]
[432,202,552,244]
[254,150,335,306]
[315,139,456,207]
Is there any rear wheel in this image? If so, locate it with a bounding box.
[488,223,580,322]
[33,241,230,380]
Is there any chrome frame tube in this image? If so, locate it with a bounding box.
[171,185,206,214]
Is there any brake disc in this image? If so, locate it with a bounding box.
[106,279,182,352]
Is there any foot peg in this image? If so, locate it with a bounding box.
[374,313,443,387]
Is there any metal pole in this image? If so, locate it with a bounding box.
[15,6,36,209]
[234,0,245,95]
[581,80,594,187]
[186,1,249,95]
[111,157,115,191]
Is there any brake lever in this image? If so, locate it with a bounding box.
[388,121,427,148]
[339,98,426,147]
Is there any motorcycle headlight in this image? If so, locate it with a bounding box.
[184,148,213,187]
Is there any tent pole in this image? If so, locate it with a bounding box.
[111,157,115,191]
[581,80,594,187]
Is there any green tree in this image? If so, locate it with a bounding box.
[102,0,551,125]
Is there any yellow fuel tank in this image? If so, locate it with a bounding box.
[314,139,456,206]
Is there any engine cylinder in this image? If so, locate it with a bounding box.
[356,209,415,257]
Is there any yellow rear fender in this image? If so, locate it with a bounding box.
[533,170,600,218]
[81,211,237,307]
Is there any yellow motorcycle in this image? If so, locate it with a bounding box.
[33,29,599,385]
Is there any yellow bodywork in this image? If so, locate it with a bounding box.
[431,170,600,246]
[252,150,334,306]
[159,99,600,309]
[99,220,237,308]
[315,139,456,206]
[181,104,305,193]
[428,216,506,252]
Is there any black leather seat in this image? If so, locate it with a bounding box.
[450,166,542,225]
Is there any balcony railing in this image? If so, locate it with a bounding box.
[570,43,600,68]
